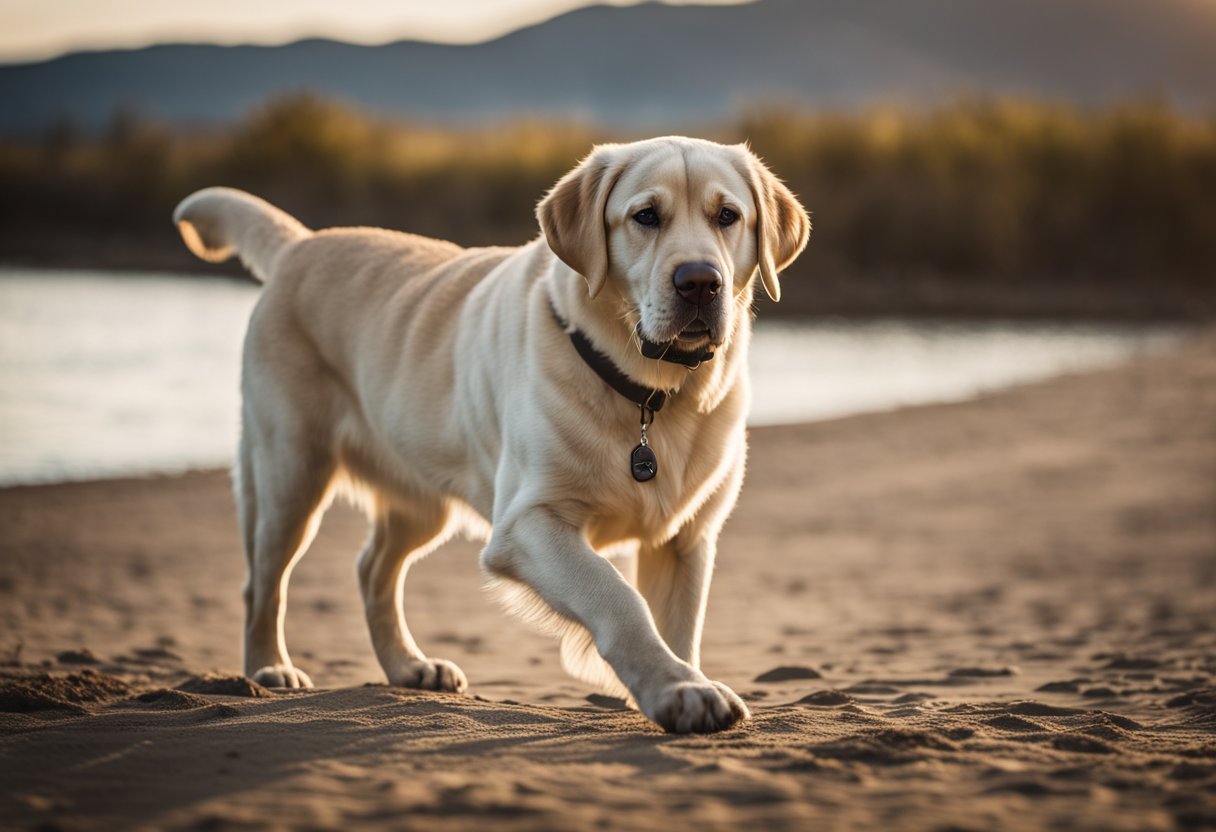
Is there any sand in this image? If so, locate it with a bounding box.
[1,332,1213,831]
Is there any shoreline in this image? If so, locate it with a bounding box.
[1,320,1201,491]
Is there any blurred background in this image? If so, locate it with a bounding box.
[0,0,1212,484]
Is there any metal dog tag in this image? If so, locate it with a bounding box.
[631,443,657,482]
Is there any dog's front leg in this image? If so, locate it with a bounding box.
[482,508,748,733]
[638,460,744,671]
[637,533,715,669]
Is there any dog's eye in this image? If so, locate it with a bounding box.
[633,208,659,227]
[717,207,739,228]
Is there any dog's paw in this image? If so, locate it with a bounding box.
[251,664,314,689]
[641,678,749,734]
[387,658,468,693]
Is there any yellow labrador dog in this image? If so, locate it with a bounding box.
[174,136,809,733]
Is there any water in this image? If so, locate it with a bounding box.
[747,319,1186,425]
[0,269,1189,486]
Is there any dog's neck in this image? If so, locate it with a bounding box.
[546,261,753,416]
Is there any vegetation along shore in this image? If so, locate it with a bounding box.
[2,97,1214,320]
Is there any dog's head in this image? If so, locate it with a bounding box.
[538,136,809,350]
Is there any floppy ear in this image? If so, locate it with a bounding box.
[536,144,626,299]
[742,152,811,303]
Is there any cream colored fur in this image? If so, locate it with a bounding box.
[174,136,809,734]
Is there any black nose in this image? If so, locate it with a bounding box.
[673,263,722,307]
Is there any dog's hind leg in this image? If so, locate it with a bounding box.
[238,433,336,689]
[357,499,467,692]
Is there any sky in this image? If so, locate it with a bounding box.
[0,0,750,64]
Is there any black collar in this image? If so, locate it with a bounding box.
[550,306,671,413]
[551,302,712,484]
[551,304,718,414]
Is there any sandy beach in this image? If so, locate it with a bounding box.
[1,332,1213,831]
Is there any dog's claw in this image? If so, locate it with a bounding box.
[251,664,314,689]
[387,658,468,693]
[643,677,749,734]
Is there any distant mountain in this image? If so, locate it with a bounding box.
[2,0,1214,133]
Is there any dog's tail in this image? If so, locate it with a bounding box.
[173,187,310,283]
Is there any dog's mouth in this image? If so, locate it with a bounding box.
[643,321,721,351]
[638,307,726,351]
[676,320,712,343]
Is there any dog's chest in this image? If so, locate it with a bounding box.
[584,416,741,546]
